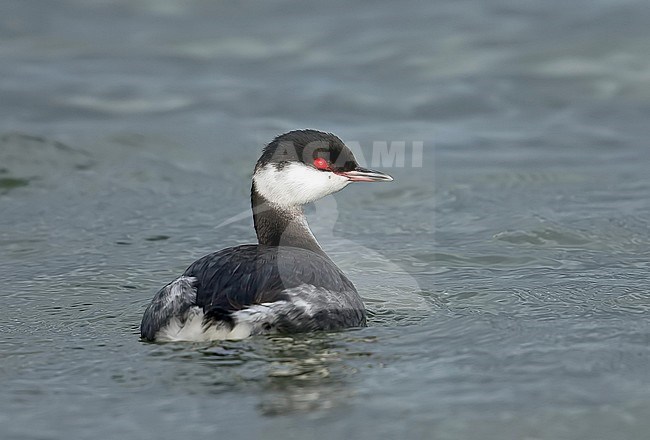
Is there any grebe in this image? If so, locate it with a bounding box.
[140,129,392,341]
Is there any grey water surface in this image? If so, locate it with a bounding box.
[2,1,650,439]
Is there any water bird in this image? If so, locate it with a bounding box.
[140,129,393,341]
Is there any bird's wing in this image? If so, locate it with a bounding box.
[140,276,198,341]
[184,245,355,315]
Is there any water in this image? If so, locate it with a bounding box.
[2,1,650,438]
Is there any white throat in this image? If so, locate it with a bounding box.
[252,163,350,208]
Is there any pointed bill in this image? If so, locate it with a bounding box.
[339,167,393,182]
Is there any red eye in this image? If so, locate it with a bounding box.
[313,157,330,170]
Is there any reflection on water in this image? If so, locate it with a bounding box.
[141,332,378,416]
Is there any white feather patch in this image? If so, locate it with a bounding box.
[155,303,284,342]
[253,163,350,207]
[154,285,336,342]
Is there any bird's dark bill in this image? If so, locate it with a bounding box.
[339,167,393,182]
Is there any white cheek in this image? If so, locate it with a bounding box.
[253,163,350,207]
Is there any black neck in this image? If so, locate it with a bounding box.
[251,183,324,255]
